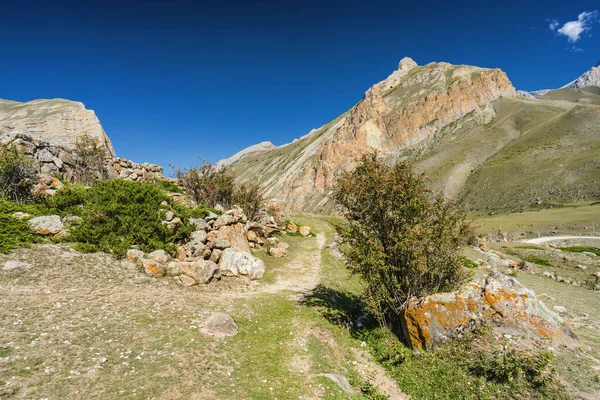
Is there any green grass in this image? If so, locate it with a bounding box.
[560,246,600,256]
[522,255,552,266]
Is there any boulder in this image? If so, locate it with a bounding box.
[267,237,279,246]
[28,215,64,235]
[210,249,223,263]
[126,249,145,262]
[401,272,579,349]
[147,249,170,264]
[287,222,298,233]
[139,258,166,277]
[247,230,258,242]
[299,226,311,236]
[213,214,235,229]
[225,208,247,223]
[216,224,251,253]
[200,313,238,338]
[189,218,208,230]
[165,260,218,284]
[175,275,197,286]
[269,247,288,257]
[164,210,175,222]
[219,248,265,280]
[205,211,219,221]
[213,238,232,250]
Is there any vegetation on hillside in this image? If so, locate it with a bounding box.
[73,135,109,185]
[0,143,37,202]
[333,154,472,328]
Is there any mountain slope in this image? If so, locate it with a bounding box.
[0,98,115,156]
[564,61,600,89]
[227,58,516,212]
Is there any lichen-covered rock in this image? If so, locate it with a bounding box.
[189,218,208,230]
[299,226,311,236]
[213,213,235,229]
[400,272,579,349]
[216,224,251,253]
[28,215,64,235]
[139,258,166,277]
[147,249,170,264]
[287,222,298,233]
[218,248,265,280]
[165,260,218,284]
[269,247,288,258]
[126,249,145,262]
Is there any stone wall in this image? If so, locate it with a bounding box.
[1,133,163,184]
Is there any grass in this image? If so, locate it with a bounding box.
[560,246,600,256]
[522,255,552,266]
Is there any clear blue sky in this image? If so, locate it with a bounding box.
[1,0,598,174]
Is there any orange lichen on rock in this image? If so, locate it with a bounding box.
[401,272,580,349]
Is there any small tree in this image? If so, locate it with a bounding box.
[333,153,472,329]
[73,135,109,185]
[233,183,264,221]
[173,160,235,208]
[0,144,37,202]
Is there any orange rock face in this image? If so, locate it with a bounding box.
[400,272,580,349]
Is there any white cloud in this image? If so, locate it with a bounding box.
[548,19,559,31]
[556,10,598,42]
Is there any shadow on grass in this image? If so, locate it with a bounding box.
[301,284,364,330]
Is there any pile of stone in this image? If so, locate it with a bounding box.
[1,134,163,187]
[129,207,282,285]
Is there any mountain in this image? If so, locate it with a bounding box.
[0,98,115,156]
[224,58,518,212]
[564,60,600,89]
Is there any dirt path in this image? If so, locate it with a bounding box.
[524,235,600,244]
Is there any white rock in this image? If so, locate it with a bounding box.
[218,248,265,280]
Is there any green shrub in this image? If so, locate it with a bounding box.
[73,135,109,185]
[0,143,37,202]
[154,178,182,193]
[233,183,264,221]
[522,255,551,266]
[333,154,472,328]
[173,160,235,208]
[0,214,40,253]
[462,257,479,269]
[560,246,600,256]
[66,180,190,257]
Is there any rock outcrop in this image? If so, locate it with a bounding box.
[224,58,516,212]
[0,98,115,156]
[564,60,600,89]
[400,272,579,350]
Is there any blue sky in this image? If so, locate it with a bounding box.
[1,1,599,174]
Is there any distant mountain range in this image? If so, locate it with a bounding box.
[222,59,600,213]
[518,61,600,99]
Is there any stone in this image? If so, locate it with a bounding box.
[126,249,145,262]
[278,242,290,250]
[269,247,288,257]
[164,210,174,222]
[28,215,64,235]
[167,217,182,231]
[36,148,55,162]
[318,374,354,394]
[576,265,587,270]
[299,226,311,236]
[205,211,218,221]
[218,248,265,280]
[213,214,235,229]
[287,222,298,233]
[12,212,30,219]
[140,258,166,277]
[216,224,251,253]
[199,313,238,338]
[214,204,225,212]
[401,272,579,349]
[225,207,247,223]
[267,237,279,246]
[165,260,218,284]
[247,230,258,242]
[175,275,196,286]
[190,230,207,244]
[147,249,170,264]
[553,306,568,314]
[189,218,208,230]
[210,249,223,263]
[479,243,490,252]
[62,214,82,227]
[3,260,30,271]
[213,238,232,250]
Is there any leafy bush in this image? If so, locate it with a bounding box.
[0,214,41,253]
[0,143,37,202]
[333,154,472,327]
[154,178,183,193]
[73,135,109,185]
[64,180,191,257]
[173,160,235,208]
[560,246,600,256]
[233,183,264,221]
[522,255,551,266]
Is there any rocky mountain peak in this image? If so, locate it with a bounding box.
[565,61,600,89]
[595,60,600,68]
[398,57,418,72]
